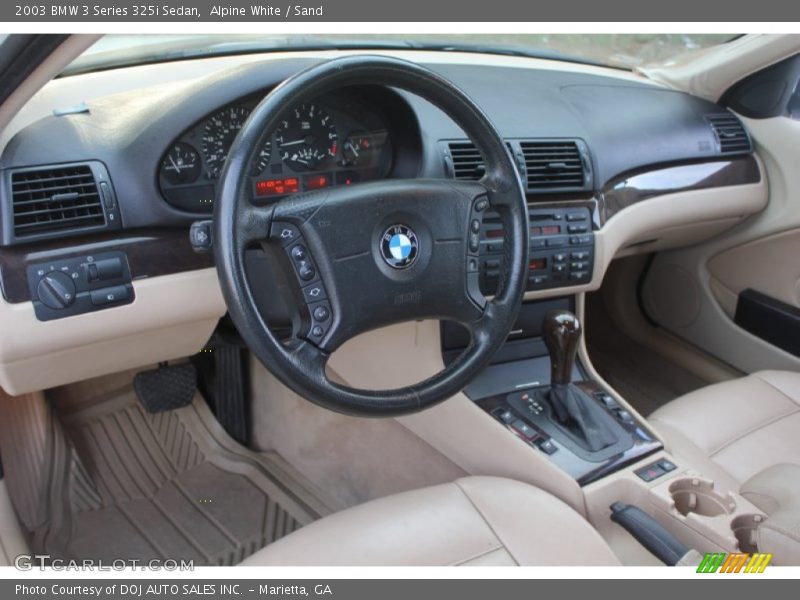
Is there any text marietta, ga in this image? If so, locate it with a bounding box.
[212,5,324,17]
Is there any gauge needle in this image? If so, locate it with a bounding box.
[279,139,306,147]
[168,155,182,173]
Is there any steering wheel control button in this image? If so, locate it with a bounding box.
[474,197,489,212]
[470,219,481,233]
[297,261,316,281]
[291,245,307,261]
[380,224,419,269]
[312,305,331,322]
[309,325,326,339]
[270,222,301,247]
[37,272,76,309]
[468,232,480,253]
[302,283,327,303]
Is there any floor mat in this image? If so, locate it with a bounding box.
[0,379,331,566]
[585,294,709,416]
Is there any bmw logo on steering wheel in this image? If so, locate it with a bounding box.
[380,224,419,269]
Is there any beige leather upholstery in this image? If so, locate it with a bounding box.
[650,371,800,492]
[242,476,620,566]
[740,464,800,565]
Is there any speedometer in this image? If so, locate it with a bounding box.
[201,106,272,177]
[275,104,338,171]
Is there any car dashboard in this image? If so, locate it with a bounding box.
[0,50,768,395]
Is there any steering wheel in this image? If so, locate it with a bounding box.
[214,56,529,416]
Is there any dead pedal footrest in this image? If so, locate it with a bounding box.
[133,363,197,413]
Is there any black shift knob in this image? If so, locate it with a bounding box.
[543,309,581,385]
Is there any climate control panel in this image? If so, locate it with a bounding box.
[479,206,595,295]
[26,250,134,321]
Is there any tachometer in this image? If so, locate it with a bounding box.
[202,106,272,177]
[275,104,338,171]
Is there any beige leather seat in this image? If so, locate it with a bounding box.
[650,370,800,564]
[243,476,620,566]
[649,370,800,491]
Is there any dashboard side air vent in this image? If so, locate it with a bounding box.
[446,141,484,180]
[4,162,120,243]
[706,113,752,154]
[519,139,589,192]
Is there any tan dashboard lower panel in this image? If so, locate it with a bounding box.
[0,268,226,396]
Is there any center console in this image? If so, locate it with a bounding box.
[444,298,662,486]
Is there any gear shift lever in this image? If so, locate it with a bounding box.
[541,309,617,452]
[543,309,581,386]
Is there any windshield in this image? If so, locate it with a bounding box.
[65,34,736,75]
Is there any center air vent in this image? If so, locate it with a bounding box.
[5,162,120,242]
[706,114,752,155]
[520,140,589,192]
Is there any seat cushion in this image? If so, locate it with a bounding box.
[649,370,800,491]
[740,464,800,565]
[242,476,620,566]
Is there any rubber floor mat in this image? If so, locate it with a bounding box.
[0,382,330,566]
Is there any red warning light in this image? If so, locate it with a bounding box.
[305,174,330,190]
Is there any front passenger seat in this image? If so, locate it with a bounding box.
[242,476,620,566]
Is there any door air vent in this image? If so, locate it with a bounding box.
[520,140,588,192]
[5,162,120,243]
[706,114,752,155]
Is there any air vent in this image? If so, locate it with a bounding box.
[10,164,106,237]
[520,140,586,191]
[447,141,484,180]
[707,114,752,154]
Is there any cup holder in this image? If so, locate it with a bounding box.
[731,514,765,553]
[669,477,736,517]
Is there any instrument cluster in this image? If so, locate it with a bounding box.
[158,89,396,213]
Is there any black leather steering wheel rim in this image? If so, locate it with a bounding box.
[214,55,529,416]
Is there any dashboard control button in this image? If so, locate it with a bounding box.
[88,257,123,282]
[567,224,588,233]
[511,419,537,440]
[90,285,129,306]
[302,283,327,303]
[545,237,566,248]
[189,220,213,252]
[566,212,584,221]
[37,272,76,309]
[536,438,558,454]
[570,271,588,281]
[313,305,330,322]
[571,251,589,260]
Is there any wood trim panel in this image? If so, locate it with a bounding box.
[600,156,761,222]
[0,228,214,303]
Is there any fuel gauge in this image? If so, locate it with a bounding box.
[160,142,202,185]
